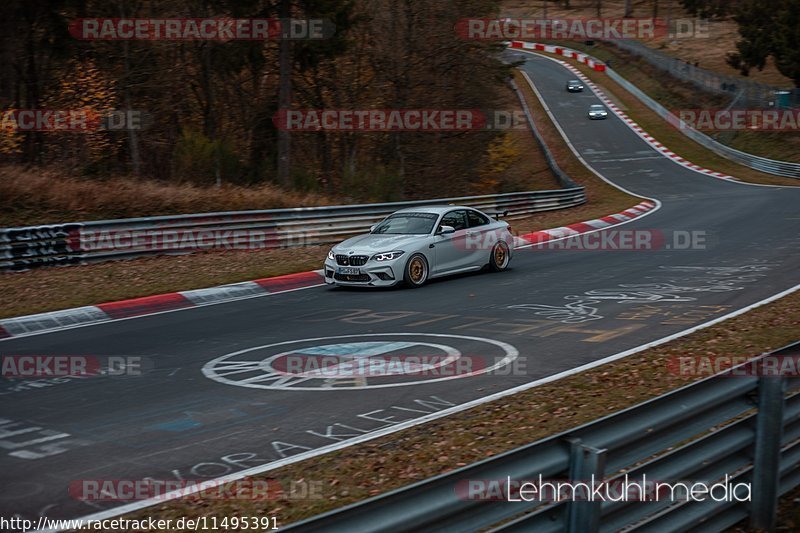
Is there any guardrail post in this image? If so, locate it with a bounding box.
[567,439,606,533]
[750,375,786,531]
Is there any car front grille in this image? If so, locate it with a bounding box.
[335,254,368,266]
[334,273,371,282]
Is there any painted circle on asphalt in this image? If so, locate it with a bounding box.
[202,333,518,390]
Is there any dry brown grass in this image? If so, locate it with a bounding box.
[772,484,800,531]
[651,19,792,88]
[0,166,338,227]
[484,80,563,193]
[501,0,794,87]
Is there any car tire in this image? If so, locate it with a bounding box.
[489,241,510,272]
[404,253,429,288]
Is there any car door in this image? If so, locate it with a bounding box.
[465,209,494,267]
[433,209,470,274]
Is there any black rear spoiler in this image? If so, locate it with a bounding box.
[487,210,510,219]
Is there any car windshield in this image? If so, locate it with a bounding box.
[569,81,581,85]
[371,212,439,235]
[590,105,605,109]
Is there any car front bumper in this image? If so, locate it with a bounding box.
[324,257,404,287]
[589,113,608,120]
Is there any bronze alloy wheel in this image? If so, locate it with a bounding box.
[405,254,428,287]
[490,242,510,272]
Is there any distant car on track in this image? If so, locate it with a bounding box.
[588,104,609,120]
[566,80,584,92]
[324,206,514,288]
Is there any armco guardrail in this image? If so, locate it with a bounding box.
[605,67,800,180]
[286,341,800,532]
[609,40,799,110]
[510,77,578,189]
[0,188,585,271]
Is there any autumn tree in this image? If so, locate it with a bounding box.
[727,0,800,87]
[680,0,740,19]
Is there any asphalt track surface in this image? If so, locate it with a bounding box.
[2,52,799,523]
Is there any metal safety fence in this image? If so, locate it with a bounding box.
[0,188,586,272]
[609,40,799,110]
[287,341,800,532]
[605,67,800,179]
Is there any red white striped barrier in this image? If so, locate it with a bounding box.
[515,200,657,245]
[0,271,326,338]
[509,41,606,71]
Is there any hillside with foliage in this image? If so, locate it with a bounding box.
[0,0,521,203]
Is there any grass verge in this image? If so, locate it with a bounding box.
[108,287,800,530]
[772,484,800,531]
[527,47,800,187]
[0,167,338,228]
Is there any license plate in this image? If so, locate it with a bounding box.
[337,267,361,275]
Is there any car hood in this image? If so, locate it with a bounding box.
[334,233,428,254]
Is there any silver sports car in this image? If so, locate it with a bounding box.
[324,206,514,288]
[588,104,609,120]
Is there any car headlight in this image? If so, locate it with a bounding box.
[371,251,404,262]
[327,249,335,261]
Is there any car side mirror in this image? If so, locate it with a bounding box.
[370,224,377,232]
[437,225,456,235]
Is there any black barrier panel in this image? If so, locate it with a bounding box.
[0,223,83,270]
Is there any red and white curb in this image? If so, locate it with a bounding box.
[515,199,657,245]
[0,271,325,339]
[509,41,606,71]
[509,41,740,183]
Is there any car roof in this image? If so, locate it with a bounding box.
[590,104,605,107]
[568,80,581,83]
[392,205,479,215]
